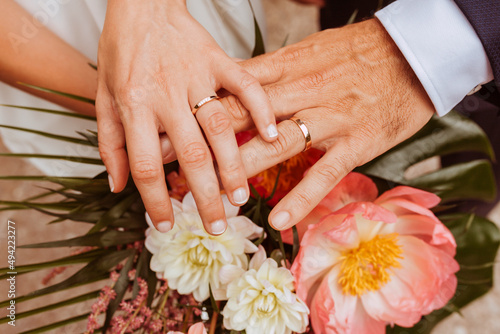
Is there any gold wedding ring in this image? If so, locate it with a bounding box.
[192,95,220,115]
[290,117,312,151]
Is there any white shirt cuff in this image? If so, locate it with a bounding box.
[375,0,494,116]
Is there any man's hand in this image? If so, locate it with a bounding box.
[96,0,277,235]
[225,19,435,230]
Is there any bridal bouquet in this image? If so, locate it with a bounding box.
[1,99,499,333]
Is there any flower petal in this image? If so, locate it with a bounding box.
[319,172,379,210]
[181,192,198,212]
[292,218,345,304]
[228,216,263,239]
[221,193,240,218]
[182,191,239,218]
[310,269,386,334]
[219,265,246,285]
[394,214,457,255]
[378,197,437,219]
[362,235,458,325]
[187,322,207,334]
[375,186,440,209]
[249,246,267,270]
[334,202,398,224]
[321,215,360,247]
[282,204,331,244]
[283,173,378,245]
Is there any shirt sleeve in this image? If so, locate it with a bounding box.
[375,0,494,116]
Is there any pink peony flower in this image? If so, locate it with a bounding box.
[290,172,459,333]
[167,322,207,334]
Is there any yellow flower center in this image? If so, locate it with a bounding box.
[338,233,403,296]
[187,244,211,267]
[253,293,277,317]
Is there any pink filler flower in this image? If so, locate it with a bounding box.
[287,173,459,333]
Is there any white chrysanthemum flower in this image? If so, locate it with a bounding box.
[145,192,263,302]
[220,247,309,334]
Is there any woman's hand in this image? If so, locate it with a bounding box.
[96,0,277,235]
[222,19,435,230]
[0,0,97,115]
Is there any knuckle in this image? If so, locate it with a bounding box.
[97,140,120,164]
[266,127,296,157]
[223,95,249,123]
[131,158,162,184]
[293,190,315,211]
[98,145,112,164]
[277,44,312,64]
[314,164,342,185]
[180,142,210,169]
[304,70,332,90]
[237,72,258,92]
[115,83,147,109]
[331,150,359,175]
[221,161,243,181]
[154,72,170,92]
[205,112,231,137]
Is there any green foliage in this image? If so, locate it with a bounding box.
[249,0,265,57]
[358,111,496,203]
[17,82,96,105]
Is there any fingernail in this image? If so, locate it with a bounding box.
[157,221,173,233]
[232,187,248,205]
[145,212,172,233]
[210,219,226,235]
[271,211,290,230]
[108,174,114,192]
[267,124,278,138]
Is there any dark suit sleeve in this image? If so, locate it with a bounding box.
[454,0,500,87]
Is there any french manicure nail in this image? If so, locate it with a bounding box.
[145,212,172,233]
[267,124,278,138]
[210,219,226,235]
[108,174,114,192]
[233,187,248,205]
[271,211,290,230]
[157,221,173,233]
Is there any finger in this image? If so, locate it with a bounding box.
[96,89,129,193]
[217,63,278,142]
[269,146,358,230]
[238,52,285,85]
[219,95,254,134]
[159,133,177,164]
[220,79,319,135]
[238,111,335,178]
[195,98,249,206]
[239,120,304,178]
[160,103,227,236]
[120,108,174,233]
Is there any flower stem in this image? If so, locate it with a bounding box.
[120,299,145,334]
[208,301,220,334]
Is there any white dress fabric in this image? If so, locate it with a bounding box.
[0,0,265,177]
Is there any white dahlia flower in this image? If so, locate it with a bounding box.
[220,247,309,334]
[145,192,263,302]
